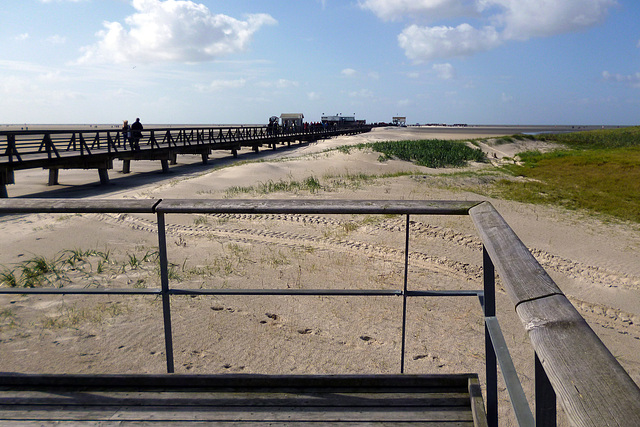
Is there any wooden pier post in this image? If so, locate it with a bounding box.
[48,169,59,186]
[98,168,109,185]
[0,169,14,198]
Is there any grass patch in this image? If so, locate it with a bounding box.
[0,248,159,288]
[535,126,640,149]
[368,139,485,168]
[491,126,640,223]
[226,175,322,196]
[335,140,486,168]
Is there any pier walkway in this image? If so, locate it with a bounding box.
[0,125,370,197]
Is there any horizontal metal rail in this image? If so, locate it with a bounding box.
[0,287,482,297]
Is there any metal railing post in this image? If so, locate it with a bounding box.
[157,212,175,373]
[535,352,556,427]
[484,245,498,427]
[400,214,410,374]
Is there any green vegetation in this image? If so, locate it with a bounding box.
[360,139,485,168]
[535,126,640,149]
[337,139,486,168]
[492,126,640,223]
[0,248,158,288]
[226,176,322,196]
[336,139,486,167]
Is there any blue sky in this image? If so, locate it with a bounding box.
[1,0,638,125]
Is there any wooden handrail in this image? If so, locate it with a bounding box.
[470,201,640,426]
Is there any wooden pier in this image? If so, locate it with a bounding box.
[1,198,639,426]
[0,125,371,197]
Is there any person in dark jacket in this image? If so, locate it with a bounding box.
[131,118,143,150]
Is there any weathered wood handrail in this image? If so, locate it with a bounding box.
[469,201,640,426]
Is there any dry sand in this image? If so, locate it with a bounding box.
[1,126,638,424]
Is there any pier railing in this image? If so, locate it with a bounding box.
[0,198,639,427]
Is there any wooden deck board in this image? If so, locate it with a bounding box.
[0,374,486,425]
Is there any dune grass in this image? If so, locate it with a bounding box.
[492,126,640,223]
[341,139,486,168]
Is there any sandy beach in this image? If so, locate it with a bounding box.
[1,126,638,424]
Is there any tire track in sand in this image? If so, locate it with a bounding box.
[92,212,640,339]
[93,213,482,284]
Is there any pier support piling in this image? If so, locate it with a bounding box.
[48,169,59,186]
[98,168,109,185]
[0,169,14,197]
[161,159,169,173]
[122,160,131,174]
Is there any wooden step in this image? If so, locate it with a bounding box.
[0,373,487,425]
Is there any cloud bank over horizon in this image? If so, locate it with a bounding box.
[360,0,616,61]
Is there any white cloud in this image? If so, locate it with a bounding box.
[276,79,299,89]
[256,79,300,89]
[602,70,640,88]
[358,0,473,22]
[307,91,321,101]
[432,63,455,79]
[493,0,615,40]
[365,0,616,61]
[196,78,247,92]
[77,0,276,64]
[14,33,29,41]
[399,24,501,61]
[47,35,67,44]
[348,89,374,98]
[501,92,513,102]
[341,68,357,77]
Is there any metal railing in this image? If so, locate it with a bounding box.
[1,198,639,427]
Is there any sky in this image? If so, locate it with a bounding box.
[1,0,639,125]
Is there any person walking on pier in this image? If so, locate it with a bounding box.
[131,118,143,150]
[121,120,130,147]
